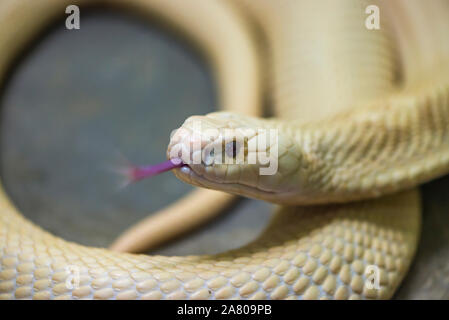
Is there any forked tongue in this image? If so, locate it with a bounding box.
[120,158,184,186]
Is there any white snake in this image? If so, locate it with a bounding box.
[1,0,449,300]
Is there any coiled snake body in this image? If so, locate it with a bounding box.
[1,0,449,299]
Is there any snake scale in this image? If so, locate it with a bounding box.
[1,0,449,300]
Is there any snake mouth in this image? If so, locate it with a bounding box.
[172,162,226,187]
[172,161,284,202]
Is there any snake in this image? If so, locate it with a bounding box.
[1,0,449,300]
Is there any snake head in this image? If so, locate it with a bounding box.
[167,112,309,203]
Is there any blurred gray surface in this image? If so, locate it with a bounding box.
[0,12,273,255]
[0,12,448,299]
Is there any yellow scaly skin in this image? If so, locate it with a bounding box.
[0,0,448,299]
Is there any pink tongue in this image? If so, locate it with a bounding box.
[129,158,183,181]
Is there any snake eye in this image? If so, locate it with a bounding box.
[225,140,239,158]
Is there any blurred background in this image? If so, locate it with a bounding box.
[1,10,449,299]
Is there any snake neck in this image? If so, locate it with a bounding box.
[175,71,449,205]
[278,76,449,204]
